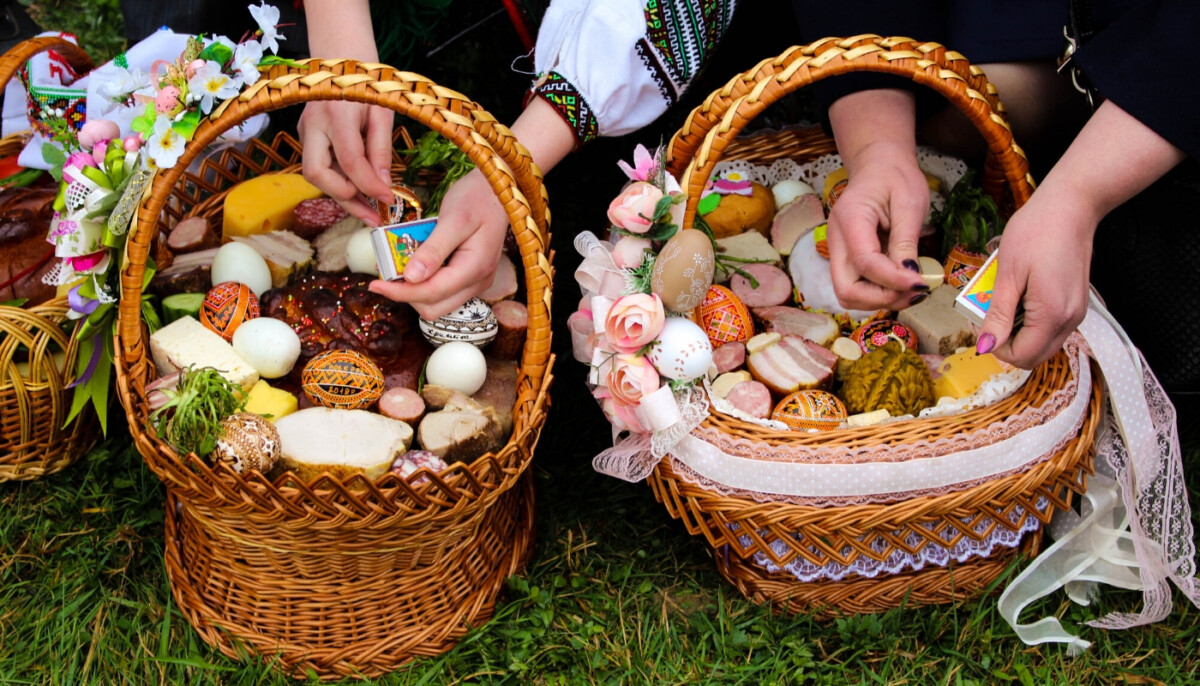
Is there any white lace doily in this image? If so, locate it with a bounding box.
[741,497,1048,583]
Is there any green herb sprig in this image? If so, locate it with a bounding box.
[933,169,1006,256]
[400,131,476,215]
[147,366,246,458]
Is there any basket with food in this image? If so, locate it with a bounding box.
[0,36,100,481]
[99,19,551,678]
[574,35,1196,645]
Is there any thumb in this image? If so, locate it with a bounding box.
[976,261,1023,355]
[402,218,467,284]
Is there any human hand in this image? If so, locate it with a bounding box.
[826,140,932,312]
[298,101,395,225]
[976,186,1097,368]
[368,168,510,320]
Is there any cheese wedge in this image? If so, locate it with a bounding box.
[934,350,1005,399]
[222,174,324,241]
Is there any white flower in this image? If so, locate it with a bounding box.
[232,40,264,85]
[187,61,242,114]
[147,117,184,169]
[94,65,152,114]
[248,2,285,55]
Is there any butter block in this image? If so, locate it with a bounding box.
[222,174,324,241]
[714,231,782,282]
[149,316,259,389]
[897,285,976,356]
[934,350,1004,399]
[243,379,298,421]
[846,409,890,427]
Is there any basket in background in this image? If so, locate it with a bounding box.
[114,60,553,679]
[0,36,98,481]
[639,36,1101,616]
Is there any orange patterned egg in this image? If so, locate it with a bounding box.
[200,282,259,342]
[300,349,384,410]
[771,390,847,431]
[698,285,754,347]
[850,318,918,355]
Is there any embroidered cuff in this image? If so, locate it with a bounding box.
[530,71,599,147]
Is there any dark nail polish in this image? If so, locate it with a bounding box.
[912,282,930,292]
[903,259,920,273]
[977,333,996,355]
[909,292,928,306]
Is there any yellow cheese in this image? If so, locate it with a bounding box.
[243,379,298,422]
[934,350,1005,399]
[222,174,323,241]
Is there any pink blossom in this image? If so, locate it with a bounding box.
[607,354,660,408]
[64,151,96,171]
[607,182,663,234]
[611,236,653,269]
[91,140,111,164]
[616,144,657,182]
[77,119,120,149]
[604,293,665,353]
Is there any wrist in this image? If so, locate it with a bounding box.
[829,89,917,173]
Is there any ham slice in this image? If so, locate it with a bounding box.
[753,306,840,347]
[746,334,837,396]
[770,193,825,255]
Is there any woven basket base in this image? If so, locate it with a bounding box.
[715,530,1041,619]
[163,472,536,681]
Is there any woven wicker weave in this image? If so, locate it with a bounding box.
[646,36,1099,615]
[0,37,97,481]
[113,61,553,678]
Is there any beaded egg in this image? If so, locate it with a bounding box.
[300,349,385,410]
[200,281,260,342]
[850,318,918,355]
[698,285,754,347]
[418,297,498,347]
[770,390,847,431]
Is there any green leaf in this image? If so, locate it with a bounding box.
[650,194,675,222]
[172,110,203,141]
[141,296,162,335]
[0,298,28,308]
[697,193,720,216]
[131,105,158,136]
[258,55,301,68]
[197,41,232,66]
[142,255,158,293]
[0,167,46,188]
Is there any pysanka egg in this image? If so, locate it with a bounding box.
[418,297,499,347]
[300,349,385,410]
[651,229,715,313]
[850,319,918,355]
[200,281,259,342]
[770,390,847,431]
[698,285,753,347]
[647,317,713,382]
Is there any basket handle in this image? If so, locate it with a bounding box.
[117,60,553,397]
[0,36,94,101]
[666,35,1035,227]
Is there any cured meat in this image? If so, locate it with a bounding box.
[730,263,792,308]
[489,299,527,360]
[746,334,838,396]
[167,216,218,252]
[712,341,746,374]
[725,380,771,418]
[292,197,348,240]
[753,306,839,347]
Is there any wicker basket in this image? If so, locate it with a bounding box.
[113,61,553,678]
[0,37,98,481]
[642,36,1101,616]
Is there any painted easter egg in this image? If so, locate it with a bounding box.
[770,390,847,431]
[698,285,753,347]
[300,349,385,410]
[211,412,280,474]
[651,229,715,313]
[418,297,499,348]
[200,281,259,342]
[850,319,918,355]
[647,317,713,382]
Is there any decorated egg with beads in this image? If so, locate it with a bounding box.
[418,297,498,347]
[301,349,385,410]
[850,319,918,355]
[770,390,847,431]
[647,317,713,381]
[698,285,753,347]
[200,282,259,342]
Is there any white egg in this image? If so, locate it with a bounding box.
[345,229,379,275]
[212,242,272,296]
[647,317,713,382]
[772,179,817,209]
[425,341,487,395]
[232,317,301,378]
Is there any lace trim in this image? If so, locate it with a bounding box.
[745,498,1048,582]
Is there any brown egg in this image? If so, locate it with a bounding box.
[212,412,281,474]
[651,229,716,313]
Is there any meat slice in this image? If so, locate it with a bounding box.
[746,334,837,396]
[729,263,792,308]
[753,306,839,347]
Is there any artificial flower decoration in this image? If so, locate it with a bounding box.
[616,143,656,182]
[146,116,184,168]
[249,1,286,54]
[187,60,242,114]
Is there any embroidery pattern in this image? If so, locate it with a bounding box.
[532,71,599,145]
[643,0,735,99]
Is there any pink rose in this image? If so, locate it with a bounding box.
[607,354,660,408]
[607,181,663,234]
[604,293,665,353]
[611,236,653,269]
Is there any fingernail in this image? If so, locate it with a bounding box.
[404,261,427,282]
[909,292,928,306]
[378,167,391,183]
[977,333,995,355]
[912,282,930,292]
[903,259,920,273]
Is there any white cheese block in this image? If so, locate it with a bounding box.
[149,316,259,389]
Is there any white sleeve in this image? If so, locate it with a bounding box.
[531,0,737,143]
